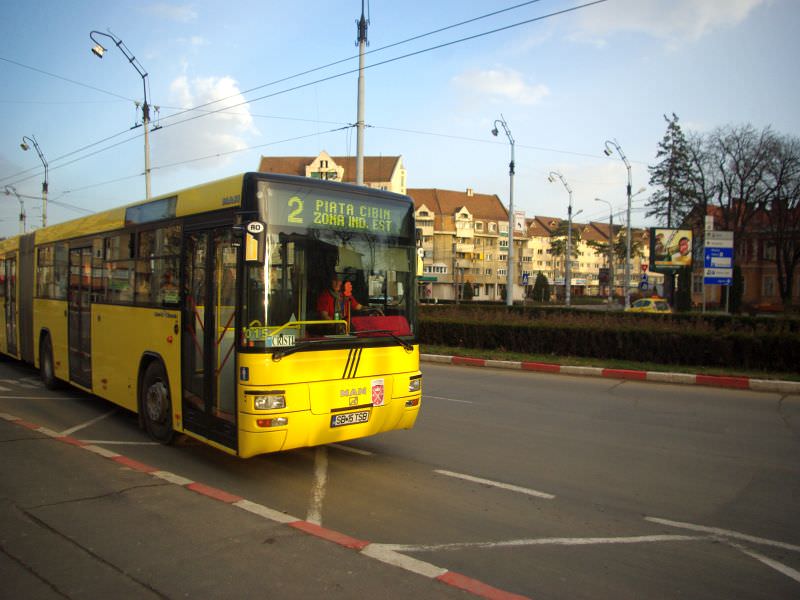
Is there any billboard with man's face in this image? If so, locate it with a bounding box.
[650,228,693,272]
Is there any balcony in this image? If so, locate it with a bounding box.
[455,242,474,253]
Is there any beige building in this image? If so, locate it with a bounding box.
[258,152,407,194]
[410,187,658,302]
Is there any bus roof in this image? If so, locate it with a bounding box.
[8,172,412,246]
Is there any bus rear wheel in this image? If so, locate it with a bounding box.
[40,335,60,390]
[141,361,174,444]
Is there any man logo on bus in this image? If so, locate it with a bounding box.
[371,379,384,406]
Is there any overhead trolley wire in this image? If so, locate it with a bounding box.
[1,0,608,192]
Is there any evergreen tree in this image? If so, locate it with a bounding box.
[532,272,550,302]
[648,113,694,226]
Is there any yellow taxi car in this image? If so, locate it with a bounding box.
[625,297,672,314]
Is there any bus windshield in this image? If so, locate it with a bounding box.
[241,180,417,351]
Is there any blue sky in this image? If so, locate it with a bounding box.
[1,0,798,238]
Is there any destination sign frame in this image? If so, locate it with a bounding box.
[261,181,413,238]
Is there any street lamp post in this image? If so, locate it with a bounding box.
[492,115,515,307]
[603,139,632,308]
[595,198,614,306]
[90,30,152,200]
[20,136,47,227]
[548,171,574,307]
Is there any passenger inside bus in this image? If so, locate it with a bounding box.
[316,274,364,320]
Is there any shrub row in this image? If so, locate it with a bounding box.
[419,317,800,373]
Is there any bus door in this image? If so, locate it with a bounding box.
[181,227,238,451]
[4,255,17,356]
[68,247,92,387]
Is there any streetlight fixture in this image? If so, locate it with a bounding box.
[603,139,632,308]
[89,30,152,200]
[548,171,574,307]
[4,186,26,234]
[20,135,47,228]
[594,198,614,306]
[492,115,515,307]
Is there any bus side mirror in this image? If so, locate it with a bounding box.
[234,222,266,264]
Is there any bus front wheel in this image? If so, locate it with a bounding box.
[141,361,174,444]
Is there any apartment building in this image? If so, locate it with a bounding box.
[258,152,407,194]
[410,187,657,302]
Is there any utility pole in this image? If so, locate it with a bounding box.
[355,1,368,186]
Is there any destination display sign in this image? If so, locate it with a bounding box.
[262,182,413,237]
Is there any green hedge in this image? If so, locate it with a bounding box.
[419,318,800,373]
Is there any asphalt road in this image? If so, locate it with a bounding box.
[1,358,799,599]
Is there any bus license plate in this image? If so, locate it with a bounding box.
[330,411,370,428]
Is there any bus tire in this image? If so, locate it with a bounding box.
[141,361,174,444]
[40,334,60,390]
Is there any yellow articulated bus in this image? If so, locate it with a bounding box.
[0,172,422,458]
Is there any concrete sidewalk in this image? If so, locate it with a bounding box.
[0,416,491,600]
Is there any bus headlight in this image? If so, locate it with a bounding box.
[254,393,286,410]
[408,376,421,393]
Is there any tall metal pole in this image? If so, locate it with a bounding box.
[548,171,573,306]
[4,186,26,234]
[595,198,614,306]
[492,115,514,307]
[604,139,632,309]
[90,30,152,200]
[20,136,47,227]
[355,2,368,186]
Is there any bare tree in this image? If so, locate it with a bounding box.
[706,124,774,254]
[761,134,800,307]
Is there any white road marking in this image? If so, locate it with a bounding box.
[235,499,299,524]
[306,446,329,525]
[646,517,800,552]
[80,440,159,446]
[362,544,448,578]
[0,386,10,392]
[729,543,800,583]
[424,394,474,404]
[82,444,121,458]
[152,471,195,486]
[329,443,373,456]
[435,469,556,500]
[59,409,117,436]
[382,534,701,553]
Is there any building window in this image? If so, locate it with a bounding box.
[762,275,775,297]
[692,274,703,294]
[475,222,483,231]
[498,268,507,276]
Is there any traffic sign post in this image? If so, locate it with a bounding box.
[703,230,734,313]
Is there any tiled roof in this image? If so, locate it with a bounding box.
[408,189,508,222]
[257,155,401,182]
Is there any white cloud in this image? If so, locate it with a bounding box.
[154,75,258,170]
[574,0,768,42]
[452,67,550,106]
[144,3,198,23]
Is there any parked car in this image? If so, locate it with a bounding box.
[625,297,672,314]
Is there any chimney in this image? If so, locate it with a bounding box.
[466,188,473,197]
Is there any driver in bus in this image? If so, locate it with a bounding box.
[317,274,364,320]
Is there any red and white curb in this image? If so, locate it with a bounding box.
[0,412,528,600]
[422,354,800,394]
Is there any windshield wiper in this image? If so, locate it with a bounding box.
[352,329,413,351]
